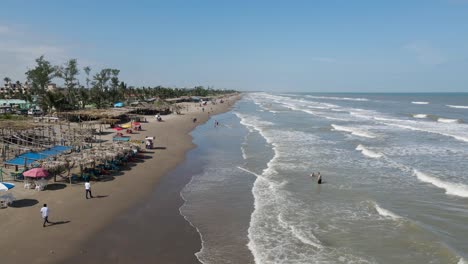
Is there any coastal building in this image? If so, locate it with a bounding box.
[1,81,31,96]
[0,99,30,111]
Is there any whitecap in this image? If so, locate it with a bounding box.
[447,105,468,109]
[437,118,459,123]
[331,124,377,139]
[373,202,401,220]
[412,101,429,105]
[306,95,369,101]
[412,114,427,119]
[413,169,468,198]
[356,144,383,158]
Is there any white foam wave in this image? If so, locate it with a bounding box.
[241,146,247,160]
[412,101,429,105]
[412,114,427,119]
[356,145,383,158]
[373,202,401,220]
[277,214,323,249]
[306,95,369,101]
[437,118,459,123]
[447,105,468,109]
[378,121,468,143]
[413,170,468,198]
[331,124,376,138]
[179,178,207,264]
[458,257,467,264]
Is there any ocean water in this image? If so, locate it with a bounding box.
[180,93,468,264]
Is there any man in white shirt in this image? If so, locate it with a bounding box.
[85,180,93,199]
[40,204,51,227]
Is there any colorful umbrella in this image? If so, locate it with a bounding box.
[0,182,15,191]
[23,168,49,178]
[132,122,141,126]
[112,127,123,131]
[121,123,132,129]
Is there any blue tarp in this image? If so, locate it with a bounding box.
[4,145,72,166]
[114,102,124,107]
[112,137,130,142]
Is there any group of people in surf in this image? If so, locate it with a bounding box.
[310,172,322,184]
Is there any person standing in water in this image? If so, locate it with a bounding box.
[317,172,322,184]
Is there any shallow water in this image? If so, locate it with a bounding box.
[180,93,468,264]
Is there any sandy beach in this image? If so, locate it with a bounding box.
[0,94,241,264]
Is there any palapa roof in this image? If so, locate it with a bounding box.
[0,120,45,130]
[58,108,132,119]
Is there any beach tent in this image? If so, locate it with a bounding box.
[114,102,124,108]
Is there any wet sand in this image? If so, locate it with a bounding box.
[0,94,240,264]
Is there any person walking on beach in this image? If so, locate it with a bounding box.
[40,204,51,227]
[317,172,322,184]
[85,180,94,199]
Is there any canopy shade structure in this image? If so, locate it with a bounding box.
[23,168,49,178]
[4,145,72,166]
[114,102,124,108]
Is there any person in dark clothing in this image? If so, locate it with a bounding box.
[317,172,322,184]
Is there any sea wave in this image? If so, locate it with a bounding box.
[447,105,468,109]
[412,101,429,105]
[378,121,468,143]
[306,95,369,101]
[437,118,459,123]
[412,114,427,119]
[413,170,468,198]
[373,202,401,220]
[277,214,323,249]
[356,145,383,158]
[331,124,377,138]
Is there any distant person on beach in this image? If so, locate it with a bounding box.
[310,172,315,177]
[85,180,94,199]
[317,172,322,184]
[193,118,197,123]
[40,204,51,227]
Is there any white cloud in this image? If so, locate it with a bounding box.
[404,42,447,66]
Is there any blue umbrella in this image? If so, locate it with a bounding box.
[0,182,15,191]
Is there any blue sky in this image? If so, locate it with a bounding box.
[1,0,467,92]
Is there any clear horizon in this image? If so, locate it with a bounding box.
[1,0,468,92]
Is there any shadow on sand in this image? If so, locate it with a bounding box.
[47,220,71,227]
[46,183,67,191]
[10,199,39,208]
[93,195,109,199]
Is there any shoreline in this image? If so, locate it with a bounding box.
[0,94,241,264]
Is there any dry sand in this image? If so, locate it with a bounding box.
[0,94,241,264]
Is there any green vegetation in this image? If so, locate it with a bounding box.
[3,56,238,113]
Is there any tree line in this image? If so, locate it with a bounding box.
[2,56,237,112]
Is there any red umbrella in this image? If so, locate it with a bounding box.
[23,168,49,178]
[132,122,141,126]
[112,127,123,131]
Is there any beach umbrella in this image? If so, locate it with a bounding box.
[0,182,15,191]
[112,127,123,131]
[23,168,49,178]
[121,123,132,129]
[132,122,141,126]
